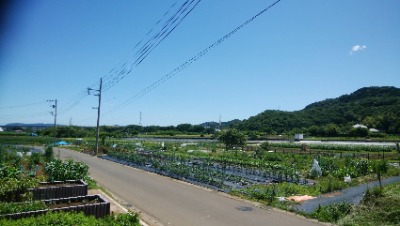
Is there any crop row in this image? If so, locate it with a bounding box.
[106,150,305,191]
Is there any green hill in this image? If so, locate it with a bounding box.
[234,86,400,135]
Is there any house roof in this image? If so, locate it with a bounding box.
[353,124,367,129]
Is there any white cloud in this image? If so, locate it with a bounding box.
[350,45,367,54]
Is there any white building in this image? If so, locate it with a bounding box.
[352,124,368,129]
[294,134,304,141]
[369,128,379,133]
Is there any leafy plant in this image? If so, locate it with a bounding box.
[0,211,140,225]
[310,203,352,223]
[44,146,54,162]
[0,177,39,202]
[318,175,346,193]
[0,201,46,214]
[44,159,89,182]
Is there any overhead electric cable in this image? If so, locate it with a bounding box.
[0,101,47,109]
[0,111,51,119]
[100,0,180,86]
[107,0,282,113]
[102,0,200,91]
[15,1,201,121]
[102,0,202,92]
[51,1,186,117]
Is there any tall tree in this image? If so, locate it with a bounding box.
[217,129,246,151]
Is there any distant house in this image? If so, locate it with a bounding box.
[294,134,304,141]
[369,128,379,133]
[352,124,368,129]
[0,127,3,132]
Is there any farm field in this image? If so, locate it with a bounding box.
[95,139,399,194]
[1,135,399,225]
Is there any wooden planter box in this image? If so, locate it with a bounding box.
[1,195,110,220]
[30,180,88,200]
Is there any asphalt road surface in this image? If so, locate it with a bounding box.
[57,148,322,226]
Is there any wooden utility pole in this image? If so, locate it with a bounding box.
[88,78,102,155]
[95,78,102,155]
[54,99,57,130]
[48,99,57,136]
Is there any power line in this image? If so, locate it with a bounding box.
[0,101,47,109]
[0,111,50,120]
[100,0,180,86]
[0,101,52,119]
[107,0,282,113]
[55,0,199,117]
[102,0,202,92]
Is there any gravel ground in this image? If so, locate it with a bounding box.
[293,176,400,213]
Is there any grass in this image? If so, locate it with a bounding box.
[0,211,140,225]
[306,182,400,225]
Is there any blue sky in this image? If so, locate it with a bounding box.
[1,0,399,127]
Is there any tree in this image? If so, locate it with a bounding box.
[217,129,246,151]
[324,124,339,137]
[176,123,192,132]
[349,127,369,137]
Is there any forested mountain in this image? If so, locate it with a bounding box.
[199,119,241,130]
[5,87,399,137]
[234,86,400,135]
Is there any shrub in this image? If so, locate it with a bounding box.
[29,152,41,167]
[310,203,352,223]
[0,201,46,214]
[44,146,54,162]
[318,175,346,193]
[338,182,400,225]
[0,177,39,202]
[363,186,384,204]
[44,159,89,182]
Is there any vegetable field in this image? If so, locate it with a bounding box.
[100,140,400,197]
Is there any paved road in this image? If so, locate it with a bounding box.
[57,148,322,226]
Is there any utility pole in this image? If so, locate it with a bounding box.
[47,99,57,136]
[88,78,102,155]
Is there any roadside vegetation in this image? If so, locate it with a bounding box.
[0,211,139,226]
[0,145,139,225]
[308,182,400,225]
